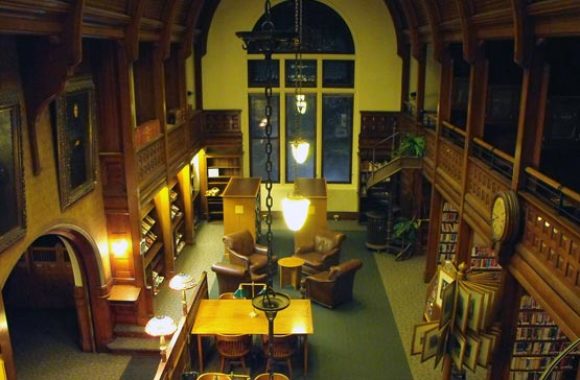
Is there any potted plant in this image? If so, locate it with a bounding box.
[392,217,422,260]
[396,134,426,157]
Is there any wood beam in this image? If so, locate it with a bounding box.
[158,0,179,61]
[421,0,442,62]
[400,0,423,60]
[455,0,476,63]
[19,0,85,175]
[125,0,145,62]
[511,0,532,67]
[383,0,406,58]
[180,0,205,59]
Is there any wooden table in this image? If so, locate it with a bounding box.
[278,257,305,289]
[191,299,313,373]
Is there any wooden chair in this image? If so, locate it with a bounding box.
[195,373,232,380]
[223,230,273,281]
[215,333,252,372]
[293,229,346,275]
[254,373,290,380]
[211,262,253,295]
[218,292,236,300]
[261,334,298,378]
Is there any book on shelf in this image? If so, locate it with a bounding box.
[176,240,186,256]
[170,190,178,202]
[413,261,503,372]
[470,246,502,270]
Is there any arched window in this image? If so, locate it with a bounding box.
[248,0,355,183]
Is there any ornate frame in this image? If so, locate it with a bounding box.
[55,76,97,210]
[0,92,26,252]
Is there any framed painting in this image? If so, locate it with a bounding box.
[55,76,97,210]
[411,321,438,355]
[0,93,26,252]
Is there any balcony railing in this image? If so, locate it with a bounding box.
[472,137,514,180]
[441,120,466,148]
[524,167,580,225]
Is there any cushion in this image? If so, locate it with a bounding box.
[314,235,335,252]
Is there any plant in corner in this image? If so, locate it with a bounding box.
[396,134,426,157]
[392,217,422,261]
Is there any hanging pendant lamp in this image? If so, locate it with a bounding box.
[281,191,310,231]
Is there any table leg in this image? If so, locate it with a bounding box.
[197,334,204,372]
[303,334,308,374]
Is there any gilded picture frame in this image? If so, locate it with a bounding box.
[55,76,97,210]
[0,92,26,252]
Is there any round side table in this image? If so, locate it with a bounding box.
[278,257,305,290]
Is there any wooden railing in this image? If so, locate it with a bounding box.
[167,122,188,167]
[423,128,436,167]
[524,167,580,226]
[472,137,514,180]
[437,138,464,186]
[138,135,166,189]
[152,271,209,380]
[441,120,466,148]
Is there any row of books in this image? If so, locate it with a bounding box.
[514,340,571,356]
[441,223,458,233]
[518,312,560,326]
[171,204,183,220]
[141,214,156,235]
[516,326,566,340]
[511,356,576,371]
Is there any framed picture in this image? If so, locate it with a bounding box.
[463,333,481,372]
[421,324,447,363]
[464,283,484,332]
[477,333,495,367]
[436,267,455,307]
[54,76,97,210]
[0,93,26,252]
[439,280,456,328]
[411,322,438,355]
[448,330,466,371]
[455,285,471,333]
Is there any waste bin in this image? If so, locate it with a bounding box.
[365,211,388,251]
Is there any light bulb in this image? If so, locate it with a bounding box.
[296,94,307,114]
[282,193,310,231]
[290,140,310,164]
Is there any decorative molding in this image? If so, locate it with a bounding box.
[125,0,145,62]
[180,0,205,59]
[511,0,532,67]
[158,0,179,60]
[400,0,423,60]
[454,0,476,63]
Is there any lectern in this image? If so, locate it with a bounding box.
[222,177,261,240]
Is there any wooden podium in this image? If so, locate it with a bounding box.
[294,178,327,248]
[222,177,261,240]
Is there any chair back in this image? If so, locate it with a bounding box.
[211,262,252,294]
[218,292,236,300]
[215,334,252,358]
[223,230,255,256]
[329,259,363,298]
[254,373,290,380]
[261,334,298,359]
[196,373,232,380]
[313,229,346,253]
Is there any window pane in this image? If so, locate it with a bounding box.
[323,60,354,88]
[286,94,316,182]
[322,95,353,183]
[285,60,317,88]
[249,94,280,182]
[248,60,280,88]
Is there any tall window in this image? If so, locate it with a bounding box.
[247,0,354,183]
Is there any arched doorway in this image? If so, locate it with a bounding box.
[0,227,113,378]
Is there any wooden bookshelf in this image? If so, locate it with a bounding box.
[202,146,243,221]
[140,204,165,295]
[470,246,502,271]
[438,201,459,263]
[169,182,185,258]
[222,177,261,241]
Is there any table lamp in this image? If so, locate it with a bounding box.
[145,315,177,362]
[169,272,198,316]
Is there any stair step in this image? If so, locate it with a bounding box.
[114,323,149,338]
[106,336,160,356]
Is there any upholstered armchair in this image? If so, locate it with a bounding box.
[223,230,275,281]
[211,262,259,295]
[303,259,363,308]
[293,229,346,275]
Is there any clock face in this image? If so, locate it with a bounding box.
[491,196,507,241]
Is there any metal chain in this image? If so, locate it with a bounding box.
[264,48,274,286]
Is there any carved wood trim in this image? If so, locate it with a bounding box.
[158,0,179,61]
[465,156,510,220]
[437,138,463,185]
[137,136,166,189]
[400,0,422,60]
[125,0,145,62]
[454,0,476,63]
[19,0,85,175]
[421,0,442,62]
[180,0,205,59]
[511,0,532,67]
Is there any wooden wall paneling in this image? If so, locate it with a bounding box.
[512,43,547,189]
[436,139,463,185]
[0,293,16,380]
[511,0,532,68]
[74,286,93,352]
[153,187,175,278]
[18,0,86,175]
[454,0,476,63]
[125,0,145,62]
[465,157,510,221]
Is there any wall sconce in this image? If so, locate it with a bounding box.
[145,315,177,362]
[110,237,130,259]
[169,273,198,316]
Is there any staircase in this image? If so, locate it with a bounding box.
[106,323,161,355]
[366,156,422,189]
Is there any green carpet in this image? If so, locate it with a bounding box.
[206,228,413,380]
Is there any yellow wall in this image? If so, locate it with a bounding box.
[0,37,110,288]
[202,0,402,212]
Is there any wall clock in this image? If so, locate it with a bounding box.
[490,190,521,244]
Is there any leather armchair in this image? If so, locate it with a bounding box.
[211,262,255,295]
[293,229,346,275]
[303,259,363,308]
[223,230,274,281]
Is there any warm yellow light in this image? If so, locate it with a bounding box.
[295,94,307,114]
[282,194,310,231]
[290,140,310,164]
[110,239,129,258]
